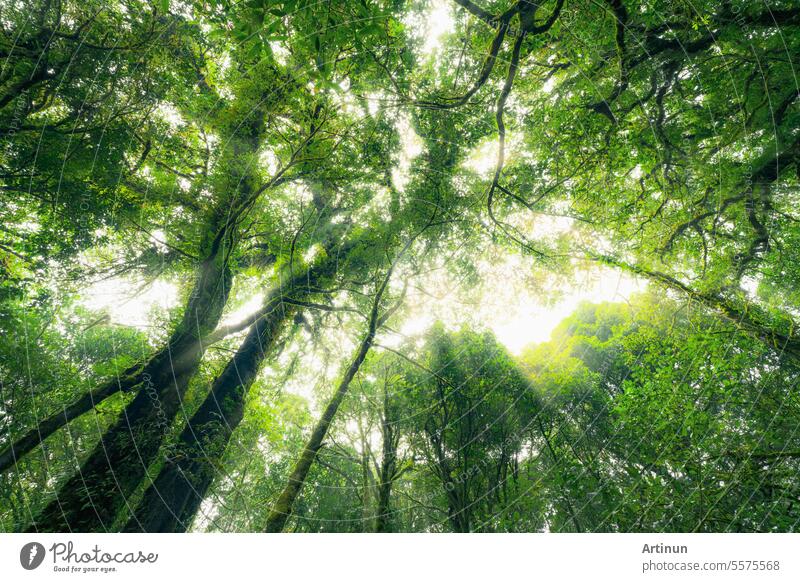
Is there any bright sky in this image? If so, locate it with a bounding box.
[77,0,645,386]
[491,267,645,352]
[392,254,645,355]
[80,277,179,330]
[404,0,455,59]
[78,254,644,377]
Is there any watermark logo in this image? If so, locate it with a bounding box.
[20,542,46,570]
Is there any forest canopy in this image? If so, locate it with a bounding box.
[0,0,798,532]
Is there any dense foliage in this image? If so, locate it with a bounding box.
[0,0,798,532]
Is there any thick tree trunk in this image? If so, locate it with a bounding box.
[0,75,278,477]
[122,297,295,532]
[441,468,470,533]
[125,220,383,532]
[120,256,333,532]
[0,252,280,476]
[374,477,393,532]
[25,255,232,532]
[0,287,274,476]
[448,504,471,533]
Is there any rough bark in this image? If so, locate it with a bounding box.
[374,473,393,532]
[123,300,295,532]
[375,383,399,533]
[121,260,331,532]
[26,254,232,532]
[427,425,471,533]
[121,190,367,532]
[0,286,274,476]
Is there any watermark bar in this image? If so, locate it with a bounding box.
[1,533,797,581]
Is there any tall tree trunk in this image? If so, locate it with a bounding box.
[262,243,408,533]
[375,383,398,533]
[374,474,393,532]
[26,253,232,532]
[121,259,333,532]
[0,274,277,476]
[360,437,377,531]
[449,504,471,533]
[263,326,377,532]
[123,198,371,532]
[442,470,470,533]
[0,254,279,475]
[123,298,296,532]
[16,69,309,529]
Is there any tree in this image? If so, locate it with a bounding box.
[398,324,531,532]
[2,0,798,534]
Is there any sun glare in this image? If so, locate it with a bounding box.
[404,0,455,59]
[81,278,180,330]
[490,267,646,353]
[392,255,646,355]
[391,113,424,192]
